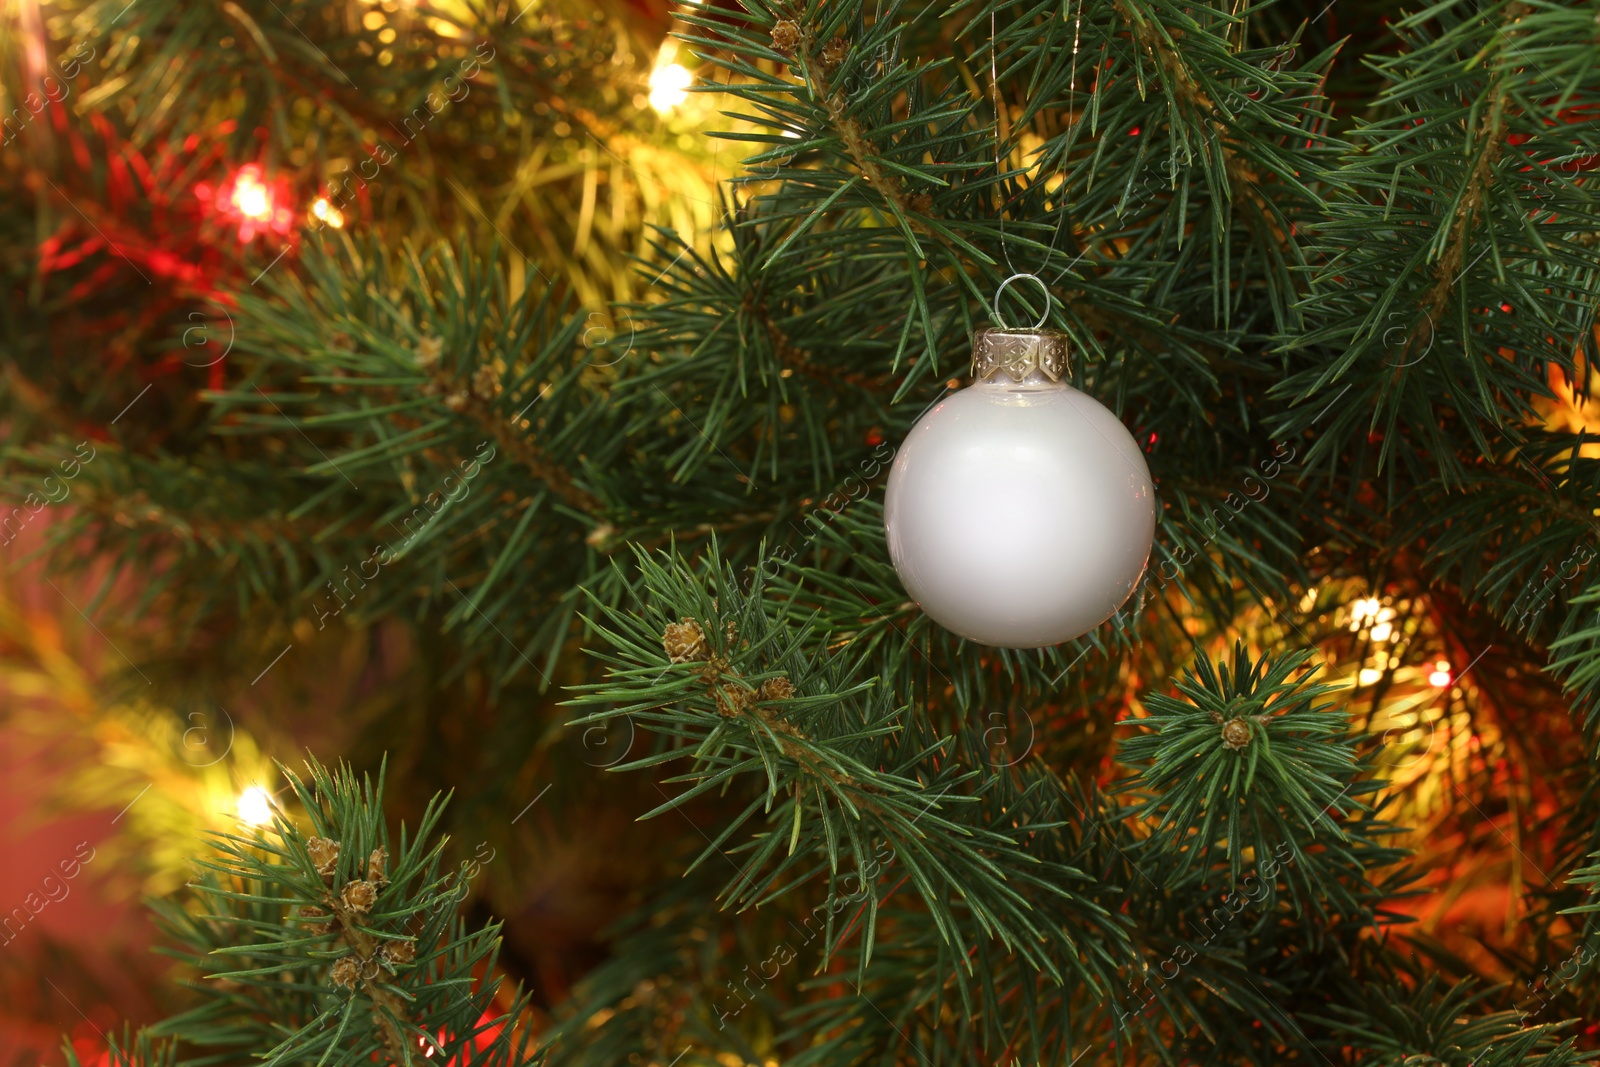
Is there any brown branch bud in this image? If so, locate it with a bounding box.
[307,837,342,881]
[341,879,379,915]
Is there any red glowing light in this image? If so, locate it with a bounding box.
[1500,302,1513,313]
[1129,126,1141,136]
[197,164,294,242]
[410,1011,504,1066]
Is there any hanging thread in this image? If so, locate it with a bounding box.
[987,5,1086,330]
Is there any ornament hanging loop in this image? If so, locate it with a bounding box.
[992,273,1052,331]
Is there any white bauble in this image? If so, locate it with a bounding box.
[884,327,1155,648]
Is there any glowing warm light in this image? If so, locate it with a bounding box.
[1369,621,1393,643]
[311,197,345,228]
[649,62,693,113]
[238,786,274,826]
[199,164,294,241]
[1429,660,1453,688]
[1358,668,1383,686]
[415,1012,502,1062]
[232,168,272,220]
[1349,596,1382,631]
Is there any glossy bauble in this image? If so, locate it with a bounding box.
[884,327,1155,648]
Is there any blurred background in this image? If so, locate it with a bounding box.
[0,0,720,1060]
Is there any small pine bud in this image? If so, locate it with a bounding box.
[909,192,933,214]
[298,905,328,922]
[719,683,755,715]
[770,19,801,54]
[701,653,731,683]
[415,336,444,369]
[341,879,379,914]
[380,939,416,966]
[307,837,341,880]
[367,847,389,887]
[586,522,615,549]
[663,619,709,663]
[329,955,361,989]
[759,676,795,702]
[1220,717,1253,750]
[819,38,847,70]
[471,365,500,399]
[444,391,470,412]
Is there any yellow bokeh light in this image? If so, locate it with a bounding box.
[231,169,272,220]
[1349,596,1382,631]
[312,197,345,228]
[238,785,274,825]
[649,62,693,113]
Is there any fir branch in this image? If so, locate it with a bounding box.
[1117,644,1384,896]
[143,757,542,1067]
[775,15,935,241]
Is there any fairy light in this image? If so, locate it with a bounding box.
[415,1012,501,1061]
[231,167,272,221]
[1349,596,1382,630]
[199,164,294,241]
[1358,668,1383,686]
[311,197,345,228]
[1370,620,1394,643]
[238,786,274,826]
[649,61,693,113]
[1429,660,1453,688]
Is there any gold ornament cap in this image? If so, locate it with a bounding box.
[971,326,1071,384]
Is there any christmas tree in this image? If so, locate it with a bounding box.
[4,0,1600,1064]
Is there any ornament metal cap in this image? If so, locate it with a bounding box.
[971,326,1071,383]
